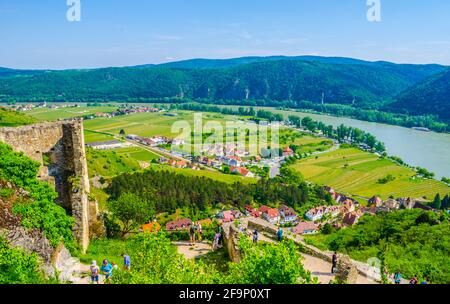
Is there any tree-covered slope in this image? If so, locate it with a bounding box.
[1,59,443,107]
[386,68,450,120]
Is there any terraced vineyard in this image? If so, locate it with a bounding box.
[291,147,450,200]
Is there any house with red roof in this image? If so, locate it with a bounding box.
[279,204,298,223]
[245,205,262,217]
[230,166,255,178]
[258,205,270,214]
[263,208,281,224]
[343,211,361,226]
[216,210,242,223]
[283,147,294,157]
[165,218,192,231]
[292,222,319,235]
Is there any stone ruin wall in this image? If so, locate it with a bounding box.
[0,119,94,252]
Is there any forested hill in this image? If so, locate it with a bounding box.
[0,57,445,109]
[387,68,450,120]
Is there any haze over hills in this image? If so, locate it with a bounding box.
[0,55,448,120]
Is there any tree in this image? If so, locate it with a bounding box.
[222,166,231,174]
[119,129,126,136]
[112,233,218,284]
[108,192,155,236]
[225,238,314,284]
[442,195,450,210]
[279,167,303,185]
[321,223,334,235]
[432,194,442,210]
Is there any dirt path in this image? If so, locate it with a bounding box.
[235,218,378,284]
[173,241,213,259]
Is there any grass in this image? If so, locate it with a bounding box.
[26,105,118,121]
[0,107,37,127]
[290,147,450,200]
[86,148,141,178]
[80,238,126,266]
[114,147,160,162]
[145,163,257,185]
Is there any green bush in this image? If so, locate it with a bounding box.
[0,238,46,284]
[0,142,76,251]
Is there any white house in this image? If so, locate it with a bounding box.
[263,208,281,224]
[86,140,129,150]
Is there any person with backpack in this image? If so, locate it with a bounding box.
[90,260,100,284]
[123,253,131,270]
[189,221,197,246]
[331,252,338,274]
[276,227,283,242]
[253,229,259,243]
[101,259,113,283]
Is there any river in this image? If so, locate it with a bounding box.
[264,107,450,179]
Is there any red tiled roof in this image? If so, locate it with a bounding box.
[232,166,251,176]
[343,212,360,226]
[165,218,192,231]
[266,208,280,218]
[293,222,318,234]
[259,205,270,213]
[279,204,296,216]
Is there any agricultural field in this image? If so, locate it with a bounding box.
[290,147,450,200]
[26,105,118,121]
[84,111,231,137]
[144,163,257,185]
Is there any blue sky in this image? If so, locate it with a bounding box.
[1,0,450,69]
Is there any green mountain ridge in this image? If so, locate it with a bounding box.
[0,55,447,118]
[386,68,450,120]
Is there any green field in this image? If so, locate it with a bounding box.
[26,105,118,121]
[290,147,450,200]
[144,163,257,185]
[0,107,37,127]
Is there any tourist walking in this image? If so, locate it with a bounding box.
[394,272,402,284]
[217,224,223,245]
[252,229,259,243]
[276,227,283,242]
[197,222,203,242]
[409,276,418,284]
[331,252,338,274]
[122,253,131,270]
[212,232,221,250]
[189,221,197,246]
[101,259,113,283]
[90,260,100,284]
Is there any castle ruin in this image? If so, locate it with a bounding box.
[0,119,93,252]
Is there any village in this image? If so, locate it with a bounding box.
[157,185,440,238]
